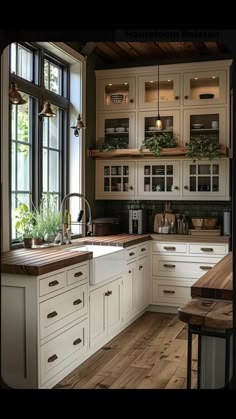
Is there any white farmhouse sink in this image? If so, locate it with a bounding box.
[67,245,126,285]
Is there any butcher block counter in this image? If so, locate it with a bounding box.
[1,234,151,276]
[191,252,232,301]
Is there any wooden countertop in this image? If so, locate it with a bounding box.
[191,252,232,301]
[1,234,151,276]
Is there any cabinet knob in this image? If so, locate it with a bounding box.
[129,252,135,256]
[128,270,132,274]
[108,290,112,295]
[184,185,189,190]
[130,99,134,103]
[175,95,179,100]
[141,248,146,252]
[105,291,110,296]
[139,265,143,270]
[174,186,179,190]
[184,95,189,99]
[129,186,134,190]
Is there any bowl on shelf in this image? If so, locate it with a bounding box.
[115,127,126,132]
[199,93,214,99]
[192,123,204,129]
[105,127,115,133]
[204,218,218,229]
[191,218,204,229]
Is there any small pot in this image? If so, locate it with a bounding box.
[23,238,32,248]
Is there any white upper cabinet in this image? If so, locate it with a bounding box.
[97,77,136,111]
[138,72,181,108]
[183,70,227,106]
[97,111,136,149]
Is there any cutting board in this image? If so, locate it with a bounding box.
[154,213,176,232]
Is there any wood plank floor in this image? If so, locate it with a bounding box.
[55,312,198,389]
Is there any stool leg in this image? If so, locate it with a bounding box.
[187,327,193,389]
[197,333,202,389]
[224,331,231,388]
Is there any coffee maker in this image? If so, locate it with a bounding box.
[129,210,146,234]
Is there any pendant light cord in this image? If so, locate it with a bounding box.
[157,64,160,118]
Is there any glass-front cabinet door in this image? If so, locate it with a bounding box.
[97,77,136,110]
[138,110,180,148]
[183,108,227,148]
[182,160,228,198]
[96,160,135,199]
[97,112,136,149]
[137,161,180,198]
[183,70,227,106]
[138,73,180,109]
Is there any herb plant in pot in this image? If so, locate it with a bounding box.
[33,193,62,244]
[140,132,177,157]
[186,135,221,162]
[15,202,35,248]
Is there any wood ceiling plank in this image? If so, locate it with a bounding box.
[116,42,141,57]
[80,42,97,56]
[96,42,121,61]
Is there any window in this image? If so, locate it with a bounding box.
[9,42,70,243]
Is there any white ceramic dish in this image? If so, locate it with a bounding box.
[115,127,126,132]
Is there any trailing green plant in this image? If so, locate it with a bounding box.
[99,137,128,151]
[15,202,35,240]
[140,132,177,157]
[186,135,221,161]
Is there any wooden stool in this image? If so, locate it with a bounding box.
[178,299,233,389]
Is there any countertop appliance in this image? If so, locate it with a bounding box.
[92,217,120,236]
[129,210,146,234]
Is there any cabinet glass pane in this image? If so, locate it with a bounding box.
[198,164,211,175]
[167,165,173,175]
[144,178,151,192]
[145,80,174,103]
[212,177,219,191]
[190,165,196,175]
[144,165,150,175]
[104,166,110,176]
[152,165,165,176]
[198,177,211,192]
[105,118,129,148]
[190,114,219,144]
[152,177,165,191]
[189,77,219,100]
[123,177,129,191]
[104,83,129,106]
[212,164,219,175]
[144,116,173,134]
[123,166,129,175]
[166,177,174,192]
[190,177,196,191]
[111,177,122,191]
[104,178,110,191]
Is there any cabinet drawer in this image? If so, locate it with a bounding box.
[66,263,89,286]
[152,242,187,254]
[153,257,217,279]
[126,247,138,261]
[153,281,191,305]
[137,243,149,258]
[189,244,227,256]
[39,272,65,297]
[40,318,88,386]
[40,284,88,339]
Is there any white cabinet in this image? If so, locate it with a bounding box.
[182,159,229,199]
[183,107,228,148]
[137,109,180,148]
[183,69,227,106]
[97,76,136,111]
[151,241,228,308]
[137,160,180,197]
[96,160,136,199]
[138,72,181,109]
[97,111,136,149]
[89,277,122,349]
[1,261,89,389]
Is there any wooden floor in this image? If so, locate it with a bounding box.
[55,312,198,389]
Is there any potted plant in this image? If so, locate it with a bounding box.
[140,131,178,157]
[99,136,128,151]
[186,135,222,161]
[33,193,62,243]
[15,202,35,248]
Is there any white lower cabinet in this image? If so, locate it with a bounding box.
[1,261,89,389]
[151,241,228,308]
[89,277,122,349]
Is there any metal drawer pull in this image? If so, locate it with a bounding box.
[163,264,176,268]
[48,280,59,287]
[48,354,58,363]
[163,290,175,294]
[139,265,143,270]
[74,271,83,277]
[47,311,58,319]
[200,266,212,270]
[108,290,112,295]
[163,246,176,251]
[129,252,135,256]
[200,247,213,252]
[105,291,110,296]
[141,248,146,252]
[73,298,82,305]
[73,338,82,346]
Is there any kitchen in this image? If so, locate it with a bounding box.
[0,36,235,390]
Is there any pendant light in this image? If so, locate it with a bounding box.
[9,82,26,105]
[38,102,56,117]
[71,114,86,137]
[156,65,162,130]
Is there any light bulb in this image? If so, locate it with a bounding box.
[156,118,162,130]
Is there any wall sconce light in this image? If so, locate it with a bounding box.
[9,82,26,105]
[71,114,86,137]
[38,102,56,117]
[156,65,162,130]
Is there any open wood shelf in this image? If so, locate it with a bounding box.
[88,145,228,159]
